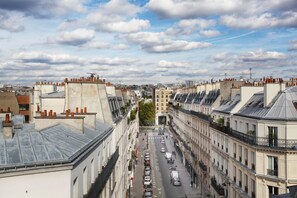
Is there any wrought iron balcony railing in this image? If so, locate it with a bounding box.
[199,160,207,172]
[267,169,278,176]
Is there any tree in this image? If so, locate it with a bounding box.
[139,100,155,126]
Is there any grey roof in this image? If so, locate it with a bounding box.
[0,120,112,170]
[214,94,240,114]
[193,91,206,104]
[236,86,297,120]
[41,91,65,98]
[202,89,220,106]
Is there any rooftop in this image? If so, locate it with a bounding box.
[0,120,112,171]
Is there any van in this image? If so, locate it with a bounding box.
[170,171,181,186]
[165,152,172,160]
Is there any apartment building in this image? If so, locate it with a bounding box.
[0,77,139,198]
[154,86,172,125]
[211,79,297,198]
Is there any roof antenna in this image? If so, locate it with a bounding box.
[249,68,252,80]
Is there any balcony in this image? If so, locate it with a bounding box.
[199,160,207,172]
[267,169,278,176]
[211,177,225,196]
[87,147,119,198]
[210,123,297,150]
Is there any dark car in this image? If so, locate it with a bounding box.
[144,160,150,166]
[144,170,151,176]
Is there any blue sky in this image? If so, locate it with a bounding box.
[0,0,296,85]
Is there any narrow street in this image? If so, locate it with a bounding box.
[131,128,201,198]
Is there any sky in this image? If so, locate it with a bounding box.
[0,0,296,85]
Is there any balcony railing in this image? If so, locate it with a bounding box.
[87,147,119,198]
[211,177,225,196]
[267,169,278,176]
[199,160,207,172]
[210,122,297,150]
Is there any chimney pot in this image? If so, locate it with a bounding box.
[81,109,83,113]
[76,107,79,113]
[49,110,53,117]
[54,112,56,117]
[37,105,40,112]
[71,112,74,117]
[44,110,47,117]
[5,114,10,123]
[0,109,3,112]
[7,107,10,112]
[66,111,69,118]
[84,107,87,113]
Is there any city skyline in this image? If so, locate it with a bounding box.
[0,0,297,85]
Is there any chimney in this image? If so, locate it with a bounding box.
[76,107,79,114]
[84,107,87,113]
[264,82,286,107]
[2,114,14,139]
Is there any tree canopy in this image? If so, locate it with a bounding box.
[139,100,155,126]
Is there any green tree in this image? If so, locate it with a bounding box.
[139,100,155,126]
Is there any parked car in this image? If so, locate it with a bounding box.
[143,176,152,188]
[160,147,166,153]
[161,139,165,144]
[145,166,151,171]
[143,189,153,198]
[144,170,151,177]
[145,152,150,157]
[144,160,150,166]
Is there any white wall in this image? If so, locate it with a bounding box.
[41,98,65,114]
[0,170,71,198]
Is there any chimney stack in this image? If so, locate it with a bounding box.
[2,114,13,139]
[76,107,79,113]
[84,107,87,113]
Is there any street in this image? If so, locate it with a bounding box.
[131,127,201,198]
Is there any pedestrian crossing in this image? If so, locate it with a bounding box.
[148,136,164,139]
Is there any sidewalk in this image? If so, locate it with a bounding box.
[165,131,202,198]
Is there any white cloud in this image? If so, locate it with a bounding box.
[51,28,95,46]
[241,50,286,62]
[199,30,220,37]
[0,10,24,32]
[124,32,211,53]
[89,57,137,66]
[86,0,148,33]
[147,0,242,18]
[83,40,128,50]
[221,12,297,29]
[98,18,150,33]
[158,60,192,68]
[166,19,216,36]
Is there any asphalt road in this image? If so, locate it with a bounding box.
[149,130,187,198]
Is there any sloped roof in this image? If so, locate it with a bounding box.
[214,94,240,114]
[0,120,112,170]
[236,86,297,120]
[41,91,65,98]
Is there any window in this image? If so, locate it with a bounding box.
[268,186,279,195]
[233,143,237,157]
[268,156,278,176]
[19,104,29,111]
[73,177,78,198]
[251,151,255,170]
[91,159,95,183]
[235,120,238,130]
[246,123,249,132]
[251,179,255,197]
[239,146,242,162]
[252,124,256,134]
[245,174,248,193]
[245,148,248,166]
[83,166,88,195]
[239,170,242,187]
[233,166,236,182]
[268,127,278,147]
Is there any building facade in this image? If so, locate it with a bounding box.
[0,77,139,198]
[154,87,172,125]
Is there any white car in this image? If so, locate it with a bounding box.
[161,147,166,153]
[143,176,152,187]
[161,140,165,144]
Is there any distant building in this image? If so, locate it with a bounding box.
[154,87,172,125]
